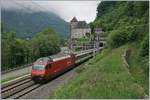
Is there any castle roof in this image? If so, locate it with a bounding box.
[75,21,90,28]
[71,17,78,22]
[70,17,90,28]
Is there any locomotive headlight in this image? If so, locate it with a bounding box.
[40,74,45,77]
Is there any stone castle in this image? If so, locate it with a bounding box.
[70,17,91,39]
[69,17,105,50]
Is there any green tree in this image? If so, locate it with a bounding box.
[31,28,60,60]
[2,32,16,69]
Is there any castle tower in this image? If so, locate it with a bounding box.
[69,17,78,49]
[70,17,78,29]
[69,17,91,50]
[70,17,78,40]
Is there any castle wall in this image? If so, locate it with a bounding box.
[70,22,78,29]
[71,28,91,39]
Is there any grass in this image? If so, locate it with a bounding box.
[127,42,149,95]
[1,73,29,83]
[49,44,148,99]
[1,76,19,83]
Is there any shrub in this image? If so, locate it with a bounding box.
[140,56,149,76]
[107,30,128,48]
[125,26,138,42]
[107,25,145,48]
[139,34,149,57]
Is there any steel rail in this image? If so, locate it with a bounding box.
[1,80,36,99]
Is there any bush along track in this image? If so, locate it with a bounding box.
[49,44,148,99]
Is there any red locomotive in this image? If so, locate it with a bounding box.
[31,53,75,82]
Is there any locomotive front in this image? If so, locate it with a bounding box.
[31,57,51,82]
[31,64,46,81]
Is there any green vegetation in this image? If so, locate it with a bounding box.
[72,37,91,51]
[94,1,149,94]
[1,73,28,83]
[76,37,91,47]
[31,28,60,59]
[77,37,91,42]
[127,43,149,94]
[94,1,149,96]
[1,28,60,70]
[94,1,148,47]
[49,1,149,99]
[139,34,149,57]
[50,44,147,98]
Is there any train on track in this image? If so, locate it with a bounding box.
[31,50,94,83]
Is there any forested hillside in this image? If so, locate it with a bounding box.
[50,1,149,98]
[93,1,149,78]
[1,8,70,39]
[93,1,148,49]
[1,28,60,70]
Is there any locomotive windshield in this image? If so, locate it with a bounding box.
[36,57,50,62]
[32,65,45,70]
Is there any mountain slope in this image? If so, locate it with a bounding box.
[1,9,70,39]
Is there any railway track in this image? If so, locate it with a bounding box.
[1,49,99,99]
[1,76,41,99]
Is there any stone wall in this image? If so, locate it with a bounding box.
[71,28,91,39]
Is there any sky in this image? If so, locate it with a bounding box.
[1,0,101,23]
